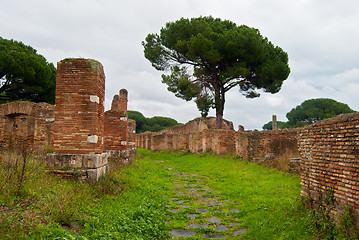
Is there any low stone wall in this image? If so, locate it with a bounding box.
[298,113,359,225]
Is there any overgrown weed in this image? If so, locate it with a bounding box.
[0,148,44,197]
[92,157,127,196]
[261,149,299,173]
[302,185,359,239]
[0,149,94,238]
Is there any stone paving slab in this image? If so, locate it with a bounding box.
[228,222,242,226]
[203,234,229,239]
[188,223,210,229]
[207,216,222,224]
[195,208,209,214]
[170,229,196,237]
[186,214,198,220]
[233,229,248,236]
[214,225,229,231]
[229,209,240,213]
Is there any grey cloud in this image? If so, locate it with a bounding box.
[2,0,359,129]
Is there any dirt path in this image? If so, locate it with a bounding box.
[164,164,248,239]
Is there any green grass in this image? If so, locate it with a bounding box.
[0,149,319,239]
[138,149,314,239]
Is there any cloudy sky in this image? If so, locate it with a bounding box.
[2,0,359,130]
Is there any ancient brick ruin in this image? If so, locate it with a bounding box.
[136,117,298,159]
[159,117,234,134]
[41,58,135,182]
[47,58,108,182]
[0,101,54,151]
[0,58,135,182]
[298,113,359,224]
[52,58,106,154]
[104,89,134,163]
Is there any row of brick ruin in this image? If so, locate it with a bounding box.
[0,58,136,182]
[136,114,359,225]
[136,117,298,160]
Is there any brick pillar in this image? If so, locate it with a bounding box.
[53,58,105,154]
[104,90,133,164]
[104,93,128,151]
[47,58,108,182]
[111,95,120,111]
[272,115,278,130]
[119,89,128,112]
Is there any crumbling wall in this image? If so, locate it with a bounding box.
[0,101,54,152]
[152,133,173,151]
[159,117,234,134]
[136,122,297,160]
[298,113,359,224]
[236,129,299,160]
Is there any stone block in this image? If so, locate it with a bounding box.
[46,152,109,182]
[87,165,108,182]
[47,152,108,170]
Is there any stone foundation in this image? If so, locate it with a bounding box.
[106,150,133,165]
[47,152,108,182]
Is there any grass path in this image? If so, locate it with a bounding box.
[131,149,314,239]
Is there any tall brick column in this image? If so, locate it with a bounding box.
[104,89,132,164]
[53,58,105,154]
[47,58,108,182]
[119,89,128,112]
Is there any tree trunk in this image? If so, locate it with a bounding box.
[213,73,225,129]
[216,105,223,129]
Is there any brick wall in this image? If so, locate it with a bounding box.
[152,133,173,151]
[53,58,105,154]
[236,129,299,160]
[298,113,359,223]
[136,120,298,160]
[0,101,54,151]
[159,117,234,134]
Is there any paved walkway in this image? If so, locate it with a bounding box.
[164,164,248,239]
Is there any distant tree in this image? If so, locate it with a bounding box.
[262,121,288,130]
[143,16,290,129]
[286,98,355,127]
[128,110,181,133]
[0,37,56,103]
[128,111,147,133]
